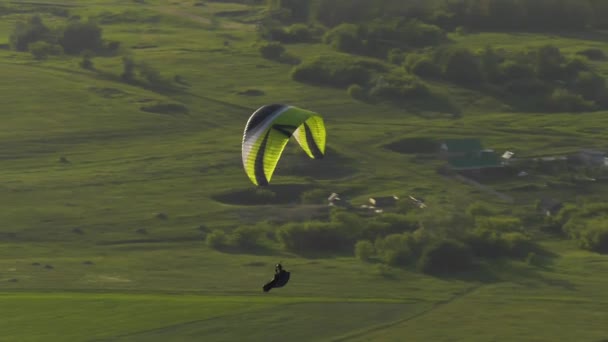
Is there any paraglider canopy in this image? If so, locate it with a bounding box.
[242,104,326,186]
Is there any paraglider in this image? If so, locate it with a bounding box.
[242,104,326,186]
[263,263,290,292]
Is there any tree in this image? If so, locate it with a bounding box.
[60,19,103,54]
[10,15,52,52]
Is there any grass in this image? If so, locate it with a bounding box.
[1,0,608,341]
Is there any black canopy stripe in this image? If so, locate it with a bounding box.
[272,124,298,138]
[245,104,287,135]
[254,130,271,186]
[304,123,324,159]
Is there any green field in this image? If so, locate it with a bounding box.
[2,0,608,341]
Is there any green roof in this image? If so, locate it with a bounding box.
[448,151,502,170]
[441,138,483,153]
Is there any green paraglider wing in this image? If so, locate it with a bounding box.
[242,104,326,186]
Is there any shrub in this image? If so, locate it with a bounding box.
[368,74,431,101]
[574,71,606,101]
[121,56,136,82]
[387,48,404,65]
[374,233,414,266]
[417,239,473,274]
[28,41,62,60]
[60,19,103,55]
[206,230,228,249]
[347,83,366,100]
[576,48,606,61]
[284,23,313,43]
[228,226,265,250]
[80,50,94,69]
[439,47,483,85]
[410,58,441,78]
[291,56,372,87]
[354,240,375,261]
[500,61,535,81]
[259,41,285,60]
[10,15,52,52]
[323,23,364,53]
[277,221,352,254]
[502,232,534,258]
[545,88,595,112]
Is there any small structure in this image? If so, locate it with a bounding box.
[502,151,515,165]
[438,138,503,174]
[368,195,399,208]
[328,192,352,209]
[538,198,563,217]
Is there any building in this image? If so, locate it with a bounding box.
[438,138,503,174]
[439,138,484,159]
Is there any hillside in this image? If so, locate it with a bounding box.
[1,0,608,341]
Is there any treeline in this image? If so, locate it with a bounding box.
[284,44,607,112]
[9,15,120,59]
[268,0,608,30]
[9,15,184,93]
[205,202,540,275]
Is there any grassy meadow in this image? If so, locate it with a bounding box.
[1,0,608,341]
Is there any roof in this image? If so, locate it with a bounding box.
[440,138,483,153]
[448,151,502,170]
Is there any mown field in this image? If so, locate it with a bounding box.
[1,0,608,341]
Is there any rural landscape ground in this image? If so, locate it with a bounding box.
[1,0,608,341]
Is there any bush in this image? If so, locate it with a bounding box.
[284,24,314,43]
[387,48,404,65]
[545,88,596,112]
[259,41,285,60]
[410,58,441,79]
[374,233,414,266]
[579,221,608,253]
[576,48,606,61]
[439,47,483,85]
[368,74,431,101]
[574,71,606,102]
[10,15,52,52]
[502,232,534,258]
[138,61,173,90]
[347,83,366,100]
[228,226,265,250]
[291,55,373,87]
[277,221,353,254]
[354,240,375,261]
[500,61,535,81]
[465,227,506,258]
[80,50,94,69]
[417,239,473,274]
[206,230,228,249]
[59,19,103,55]
[28,41,62,60]
[323,23,364,54]
[121,56,136,82]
